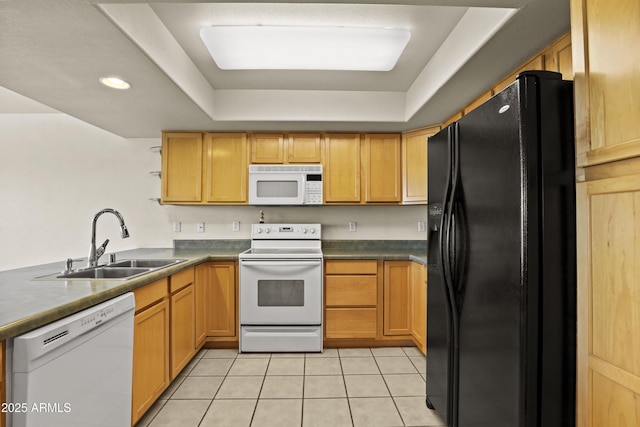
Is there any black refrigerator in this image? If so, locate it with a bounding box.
[426,71,576,427]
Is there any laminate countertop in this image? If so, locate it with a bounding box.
[0,240,427,341]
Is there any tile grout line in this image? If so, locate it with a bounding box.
[338,349,356,427]
[373,350,410,427]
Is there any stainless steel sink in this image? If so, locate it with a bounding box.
[108,259,185,269]
[58,267,152,279]
[33,258,188,281]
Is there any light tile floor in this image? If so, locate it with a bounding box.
[136,347,445,427]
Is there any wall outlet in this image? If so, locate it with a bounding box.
[349,221,357,232]
[172,221,181,232]
[232,220,240,232]
[418,221,426,232]
[197,222,205,233]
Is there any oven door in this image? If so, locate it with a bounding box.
[240,258,322,325]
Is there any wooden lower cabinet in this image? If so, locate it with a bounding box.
[325,308,377,339]
[205,262,237,338]
[131,279,170,426]
[325,260,379,340]
[383,261,412,336]
[194,264,207,347]
[169,283,195,379]
[411,262,427,354]
[324,259,426,349]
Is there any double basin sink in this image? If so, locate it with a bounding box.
[35,259,187,281]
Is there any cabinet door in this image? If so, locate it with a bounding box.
[411,262,427,354]
[251,134,285,163]
[288,134,322,163]
[363,134,401,203]
[194,264,207,348]
[324,134,361,203]
[577,175,640,426]
[161,133,203,202]
[170,284,195,379]
[573,0,640,166]
[384,261,412,336]
[131,300,170,426]
[543,32,573,79]
[205,133,248,203]
[206,262,237,337]
[402,127,439,204]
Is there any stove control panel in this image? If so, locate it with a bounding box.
[252,223,321,239]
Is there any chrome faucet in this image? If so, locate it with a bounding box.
[88,208,130,267]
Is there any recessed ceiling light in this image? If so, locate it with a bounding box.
[200,26,411,71]
[99,77,131,90]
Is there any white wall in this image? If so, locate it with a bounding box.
[0,111,427,271]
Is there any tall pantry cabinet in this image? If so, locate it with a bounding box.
[571,0,640,425]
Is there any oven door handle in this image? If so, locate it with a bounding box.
[240,260,322,267]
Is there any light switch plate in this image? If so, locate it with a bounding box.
[197,222,205,233]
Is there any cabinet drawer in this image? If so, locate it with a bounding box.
[326,276,377,307]
[170,267,194,293]
[325,260,377,275]
[325,308,377,339]
[133,278,168,312]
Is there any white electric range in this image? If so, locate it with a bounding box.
[239,223,323,353]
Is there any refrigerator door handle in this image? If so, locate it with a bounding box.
[449,122,469,311]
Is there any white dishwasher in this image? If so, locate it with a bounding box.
[6,292,135,427]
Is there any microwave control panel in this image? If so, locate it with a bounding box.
[305,179,323,205]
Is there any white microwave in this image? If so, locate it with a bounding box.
[249,165,323,205]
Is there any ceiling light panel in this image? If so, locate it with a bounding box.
[200,26,411,71]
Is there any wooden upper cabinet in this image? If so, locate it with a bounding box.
[288,134,322,163]
[363,134,402,203]
[402,126,439,204]
[572,0,640,166]
[250,133,322,164]
[323,134,361,203]
[205,133,248,203]
[250,133,285,163]
[161,132,248,205]
[544,33,573,80]
[161,133,203,202]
